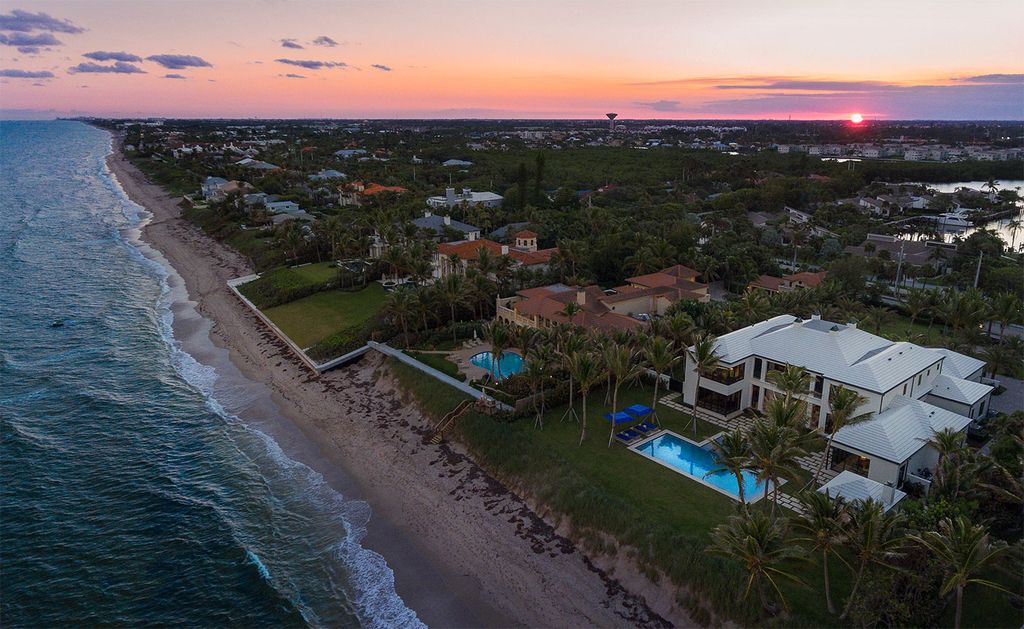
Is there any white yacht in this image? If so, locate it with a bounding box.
[922,211,973,228]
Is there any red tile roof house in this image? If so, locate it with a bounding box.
[495,264,710,334]
[748,270,827,294]
[434,231,557,279]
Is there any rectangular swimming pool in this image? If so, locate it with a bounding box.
[633,431,770,502]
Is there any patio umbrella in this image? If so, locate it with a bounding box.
[603,411,634,424]
[623,404,654,419]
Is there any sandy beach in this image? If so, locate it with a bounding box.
[105,135,688,628]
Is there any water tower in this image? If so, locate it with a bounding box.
[606,112,618,132]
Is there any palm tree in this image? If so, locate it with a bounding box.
[689,333,721,438]
[905,289,931,337]
[707,511,805,613]
[766,364,811,406]
[793,491,849,615]
[524,359,547,429]
[928,426,966,489]
[749,420,806,518]
[439,274,466,343]
[908,517,1009,629]
[813,386,870,485]
[643,336,678,425]
[983,177,1000,199]
[863,305,893,336]
[559,332,586,423]
[383,287,416,348]
[764,398,808,430]
[982,343,1011,379]
[841,499,905,619]
[571,352,604,446]
[603,343,643,446]
[990,292,1022,344]
[706,429,752,507]
[1006,218,1021,251]
[485,321,512,381]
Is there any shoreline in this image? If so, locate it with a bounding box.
[104,132,681,628]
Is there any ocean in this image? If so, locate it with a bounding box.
[0,120,422,628]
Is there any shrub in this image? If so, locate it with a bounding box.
[306,321,372,362]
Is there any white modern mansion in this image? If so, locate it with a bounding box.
[683,314,993,489]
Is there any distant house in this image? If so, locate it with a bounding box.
[334,149,368,159]
[337,181,408,207]
[309,169,346,181]
[748,271,827,294]
[426,187,503,210]
[434,231,557,278]
[266,200,302,215]
[368,211,481,259]
[489,221,531,242]
[202,176,229,199]
[496,264,710,334]
[233,157,280,171]
[442,159,473,167]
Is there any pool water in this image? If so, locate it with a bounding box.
[635,432,768,502]
[469,351,524,379]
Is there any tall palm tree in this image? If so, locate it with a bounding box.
[990,292,1022,344]
[764,398,808,430]
[559,332,586,423]
[1006,218,1021,251]
[905,289,931,337]
[603,343,643,446]
[982,343,1011,379]
[841,500,906,619]
[439,274,467,343]
[571,352,604,446]
[524,359,547,429]
[749,420,806,518]
[793,491,849,615]
[689,333,721,438]
[863,305,893,336]
[812,386,870,485]
[383,287,416,348]
[927,427,966,489]
[707,511,805,613]
[706,429,752,507]
[485,321,512,381]
[908,517,1009,629]
[643,336,678,425]
[766,363,811,406]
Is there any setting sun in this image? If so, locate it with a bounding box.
[850,113,864,123]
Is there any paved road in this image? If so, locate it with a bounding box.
[990,375,1024,416]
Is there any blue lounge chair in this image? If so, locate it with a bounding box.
[614,428,642,444]
[633,420,660,435]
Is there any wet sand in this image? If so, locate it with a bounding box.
[106,134,685,628]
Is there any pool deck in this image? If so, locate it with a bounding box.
[448,342,524,382]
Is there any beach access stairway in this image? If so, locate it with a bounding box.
[429,400,473,444]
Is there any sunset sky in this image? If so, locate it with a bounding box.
[1,0,1022,120]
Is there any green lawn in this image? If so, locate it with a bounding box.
[262,284,385,348]
[406,351,465,381]
[388,358,1022,628]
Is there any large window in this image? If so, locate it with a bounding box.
[696,387,742,415]
[707,363,745,385]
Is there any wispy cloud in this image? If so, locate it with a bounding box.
[83,50,142,63]
[146,54,212,69]
[312,35,339,47]
[0,9,84,33]
[280,38,303,49]
[283,73,306,79]
[275,58,347,70]
[634,99,684,112]
[716,79,897,91]
[0,68,55,78]
[69,61,146,74]
[371,63,391,72]
[953,73,1024,84]
[163,73,186,79]
[0,32,62,53]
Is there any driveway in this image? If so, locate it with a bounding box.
[989,375,1024,416]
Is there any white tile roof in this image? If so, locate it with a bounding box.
[818,471,907,511]
[709,315,943,393]
[927,374,993,405]
[930,348,986,380]
[831,397,971,463]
